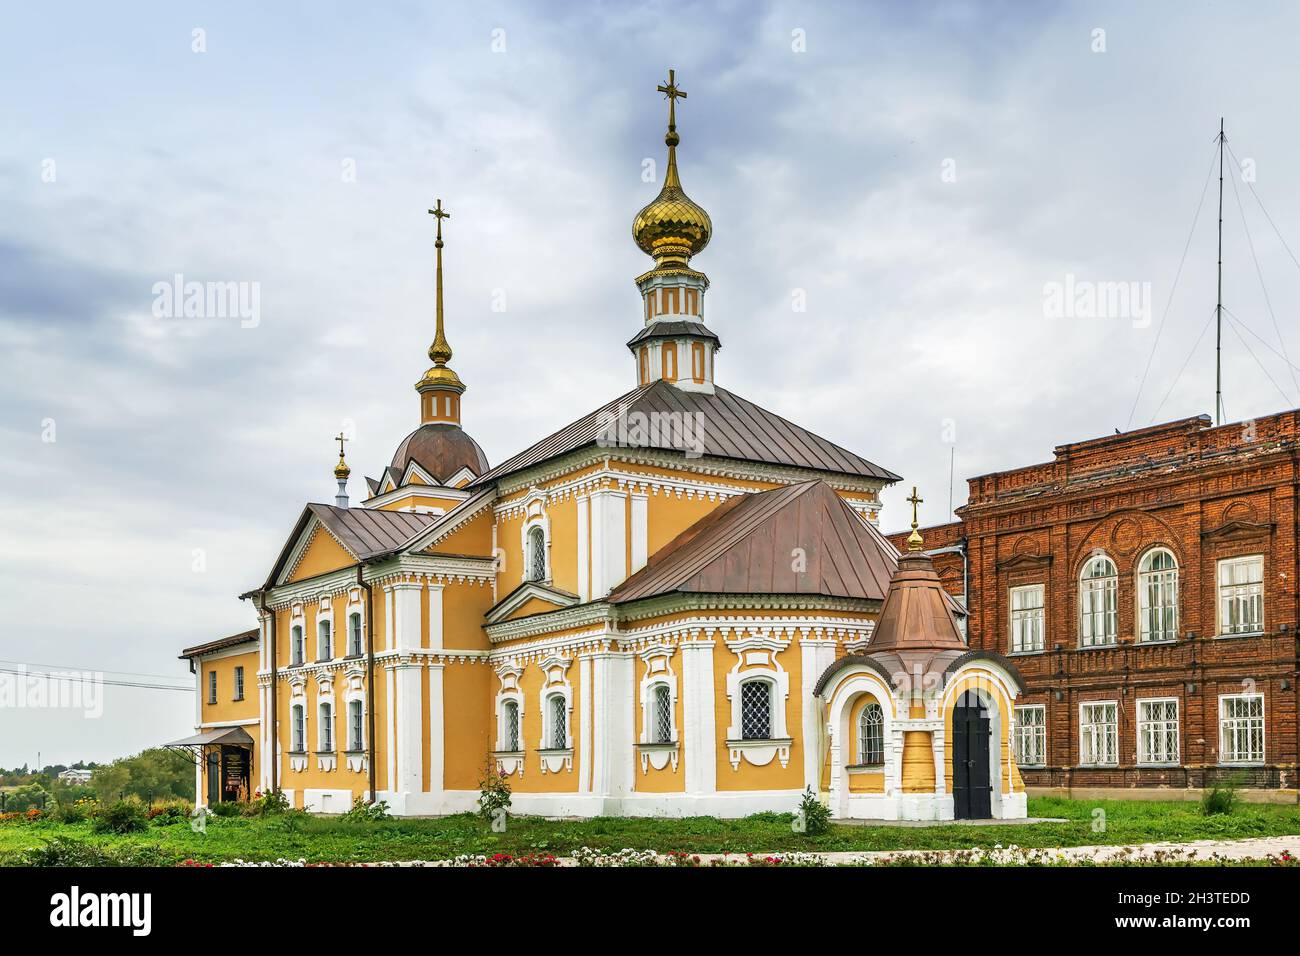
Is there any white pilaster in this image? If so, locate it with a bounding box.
[576,495,590,601]
[681,640,717,795]
[427,664,444,793]
[393,581,421,652]
[578,655,593,792]
[589,489,627,598]
[630,492,649,573]
[427,582,444,651]
[386,665,397,789]
[394,663,423,795]
[590,650,634,799]
[800,638,837,790]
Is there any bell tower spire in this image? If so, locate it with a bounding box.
[416,198,466,426]
[630,69,720,394]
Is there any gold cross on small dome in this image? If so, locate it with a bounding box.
[906,486,925,552]
[427,198,451,241]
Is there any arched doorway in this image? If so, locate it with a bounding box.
[952,689,991,819]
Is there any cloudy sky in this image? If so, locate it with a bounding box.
[4,0,1300,767]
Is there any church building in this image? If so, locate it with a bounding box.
[171,72,1029,821]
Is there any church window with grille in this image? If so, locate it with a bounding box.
[1138,549,1179,642]
[858,701,884,765]
[526,526,546,582]
[740,680,772,740]
[546,694,567,750]
[502,700,520,752]
[1079,555,1118,646]
[1014,704,1046,767]
[652,684,673,744]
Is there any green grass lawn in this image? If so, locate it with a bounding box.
[1,798,1298,865]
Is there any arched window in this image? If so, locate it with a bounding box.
[546,694,567,750]
[501,700,521,752]
[290,704,305,753]
[740,680,772,740]
[348,612,363,656]
[347,699,364,752]
[652,684,673,744]
[1138,548,1179,642]
[318,701,334,751]
[317,619,332,660]
[858,702,884,765]
[290,625,304,666]
[526,526,546,583]
[1079,555,1118,647]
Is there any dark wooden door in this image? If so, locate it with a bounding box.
[206,750,220,805]
[953,692,992,819]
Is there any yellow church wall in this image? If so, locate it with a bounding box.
[942,671,1017,795]
[198,647,260,726]
[713,638,804,792]
[646,487,728,557]
[500,596,570,621]
[423,506,493,556]
[443,662,492,790]
[847,770,885,793]
[632,656,685,793]
[286,527,356,583]
[502,661,582,793]
[441,579,493,651]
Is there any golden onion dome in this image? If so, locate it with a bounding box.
[334,454,351,480]
[415,363,465,393]
[633,133,712,265]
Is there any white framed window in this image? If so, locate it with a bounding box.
[348,611,363,656]
[1218,555,1264,635]
[525,525,546,583]
[1219,693,1264,763]
[1079,555,1118,647]
[1010,584,1045,653]
[1079,701,1118,766]
[1137,698,1179,765]
[347,699,364,752]
[1138,548,1179,642]
[651,684,673,744]
[317,619,332,660]
[740,679,773,740]
[233,666,244,701]
[1014,704,1046,767]
[318,701,334,752]
[501,699,521,752]
[290,704,306,753]
[207,670,217,704]
[858,701,884,765]
[544,693,568,750]
[290,625,304,666]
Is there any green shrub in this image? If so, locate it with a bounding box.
[342,796,391,822]
[247,789,291,816]
[795,787,831,836]
[2,783,49,812]
[1202,782,1238,816]
[146,799,193,824]
[207,800,244,818]
[91,798,148,834]
[17,836,179,868]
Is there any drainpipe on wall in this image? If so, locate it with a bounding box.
[360,563,377,805]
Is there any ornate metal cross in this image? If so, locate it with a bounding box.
[657,69,687,131]
[907,486,924,527]
[427,198,450,240]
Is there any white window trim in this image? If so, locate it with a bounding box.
[855,700,886,767]
[207,670,217,704]
[1136,547,1179,643]
[342,665,369,773]
[289,623,306,666]
[1079,554,1118,648]
[492,662,526,777]
[233,665,244,701]
[314,595,335,663]
[637,645,680,773]
[1079,700,1119,767]
[519,492,551,585]
[724,636,792,771]
[290,702,307,754]
[345,594,366,657]
[1216,555,1265,637]
[317,700,335,753]
[1009,583,1045,654]
[1218,692,1265,765]
[1014,703,1047,768]
[1135,696,1180,766]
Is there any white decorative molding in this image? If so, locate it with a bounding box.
[726,737,793,771]
[637,742,679,773]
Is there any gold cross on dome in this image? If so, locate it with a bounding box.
[335,432,349,459]
[907,486,924,527]
[427,198,450,239]
[657,69,687,130]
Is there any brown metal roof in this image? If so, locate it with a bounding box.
[626,321,721,348]
[179,629,259,660]
[389,423,490,484]
[609,479,897,604]
[307,503,436,561]
[471,380,899,487]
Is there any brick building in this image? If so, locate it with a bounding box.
[889,410,1300,801]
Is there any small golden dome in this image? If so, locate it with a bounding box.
[334,455,351,480]
[633,142,712,266]
[416,364,465,392]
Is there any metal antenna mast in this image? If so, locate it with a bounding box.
[1215,118,1226,425]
